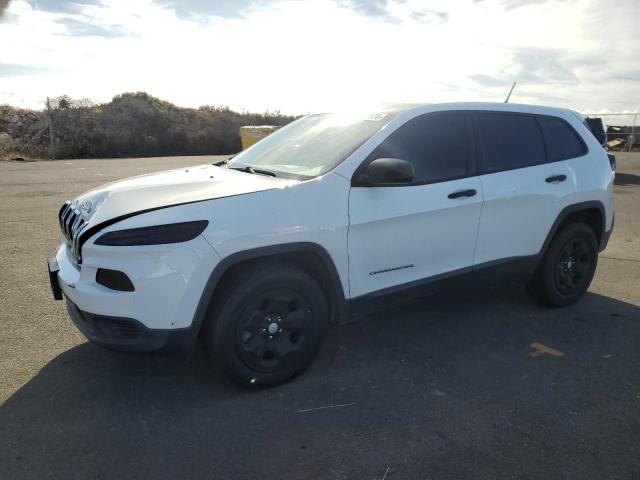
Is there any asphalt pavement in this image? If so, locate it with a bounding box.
[1,153,639,480]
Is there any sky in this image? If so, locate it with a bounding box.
[0,0,638,114]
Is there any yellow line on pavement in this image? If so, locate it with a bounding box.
[529,342,565,358]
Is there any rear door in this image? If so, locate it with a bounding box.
[472,112,577,265]
[347,111,483,298]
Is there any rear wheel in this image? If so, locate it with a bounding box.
[529,222,598,307]
[203,264,328,387]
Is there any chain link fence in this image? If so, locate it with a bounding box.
[582,112,638,152]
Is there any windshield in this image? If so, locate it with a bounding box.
[227,112,395,179]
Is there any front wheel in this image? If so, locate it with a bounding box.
[202,264,328,388]
[529,222,598,307]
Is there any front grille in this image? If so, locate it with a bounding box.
[58,201,87,265]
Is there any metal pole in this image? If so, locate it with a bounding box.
[630,113,637,153]
[46,97,55,159]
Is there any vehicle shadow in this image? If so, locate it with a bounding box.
[614,172,640,186]
[2,283,640,480]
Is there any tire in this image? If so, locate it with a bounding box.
[529,222,598,307]
[202,263,328,388]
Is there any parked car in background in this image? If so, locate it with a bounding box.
[48,102,615,387]
[585,117,607,147]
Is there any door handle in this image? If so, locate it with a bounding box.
[448,189,477,199]
[545,174,567,183]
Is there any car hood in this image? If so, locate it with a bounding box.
[71,164,297,227]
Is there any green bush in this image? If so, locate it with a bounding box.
[0,92,297,159]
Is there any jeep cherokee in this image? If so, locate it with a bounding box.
[48,102,615,387]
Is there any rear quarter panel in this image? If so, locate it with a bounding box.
[564,118,615,231]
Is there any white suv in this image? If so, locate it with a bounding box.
[48,102,615,387]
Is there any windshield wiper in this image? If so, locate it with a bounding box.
[229,165,277,177]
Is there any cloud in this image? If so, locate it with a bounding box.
[0,0,638,113]
[508,47,578,84]
[411,9,448,23]
[616,70,640,82]
[469,47,578,89]
[53,16,125,37]
[468,74,509,87]
[153,0,448,24]
[25,0,102,14]
[24,0,273,22]
[336,0,391,19]
[474,0,571,10]
[0,62,49,77]
[18,1,127,37]
[153,0,270,20]
[337,0,448,23]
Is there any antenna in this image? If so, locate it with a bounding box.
[504,81,516,103]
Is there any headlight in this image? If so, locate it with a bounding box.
[95,220,209,246]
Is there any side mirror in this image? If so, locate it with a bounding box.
[353,158,414,186]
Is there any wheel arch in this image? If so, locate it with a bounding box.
[539,201,606,259]
[188,242,348,348]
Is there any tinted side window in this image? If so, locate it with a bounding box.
[476,112,546,174]
[538,115,587,161]
[367,112,469,184]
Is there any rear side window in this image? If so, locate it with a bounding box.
[475,112,546,174]
[367,112,469,184]
[538,115,587,161]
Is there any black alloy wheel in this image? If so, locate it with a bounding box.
[529,222,598,307]
[235,288,313,373]
[554,237,592,295]
[203,263,328,387]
